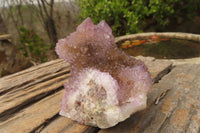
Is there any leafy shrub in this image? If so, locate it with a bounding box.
[76,0,200,36]
[19,26,50,63]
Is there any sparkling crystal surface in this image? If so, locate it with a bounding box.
[56,18,152,128]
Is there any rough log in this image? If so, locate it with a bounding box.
[0,34,11,41]
[0,59,70,120]
[0,56,199,133]
[99,64,200,133]
[0,57,172,133]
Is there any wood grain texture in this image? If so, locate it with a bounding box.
[0,59,70,121]
[0,57,177,133]
[0,90,64,133]
[40,116,98,133]
[0,34,11,41]
[98,64,200,133]
[0,59,69,93]
[38,57,172,133]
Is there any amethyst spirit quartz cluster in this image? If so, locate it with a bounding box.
[55,18,152,129]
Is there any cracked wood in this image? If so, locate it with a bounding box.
[0,57,173,133]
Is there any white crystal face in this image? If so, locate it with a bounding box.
[60,68,121,128]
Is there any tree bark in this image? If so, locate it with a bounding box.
[45,17,58,44]
[37,0,58,44]
[0,14,7,34]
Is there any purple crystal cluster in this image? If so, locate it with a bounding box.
[55,18,152,128]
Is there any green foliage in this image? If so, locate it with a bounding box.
[76,0,200,36]
[19,26,50,63]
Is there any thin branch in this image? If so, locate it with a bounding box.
[6,0,20,35]
[40,0,49,18]
[16,0,24,25]
[43,0,51,6]
[36,0,45,26]
[28,0,43,23]
[50,0,54,18]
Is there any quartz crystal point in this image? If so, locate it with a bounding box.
[55,17,152,129]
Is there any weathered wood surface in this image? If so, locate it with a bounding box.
[0,34,11,41]
[0,56,199,133]
[0,59,70,119]
[99,64,200,133]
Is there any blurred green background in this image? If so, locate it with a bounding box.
[0,0,200,77]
